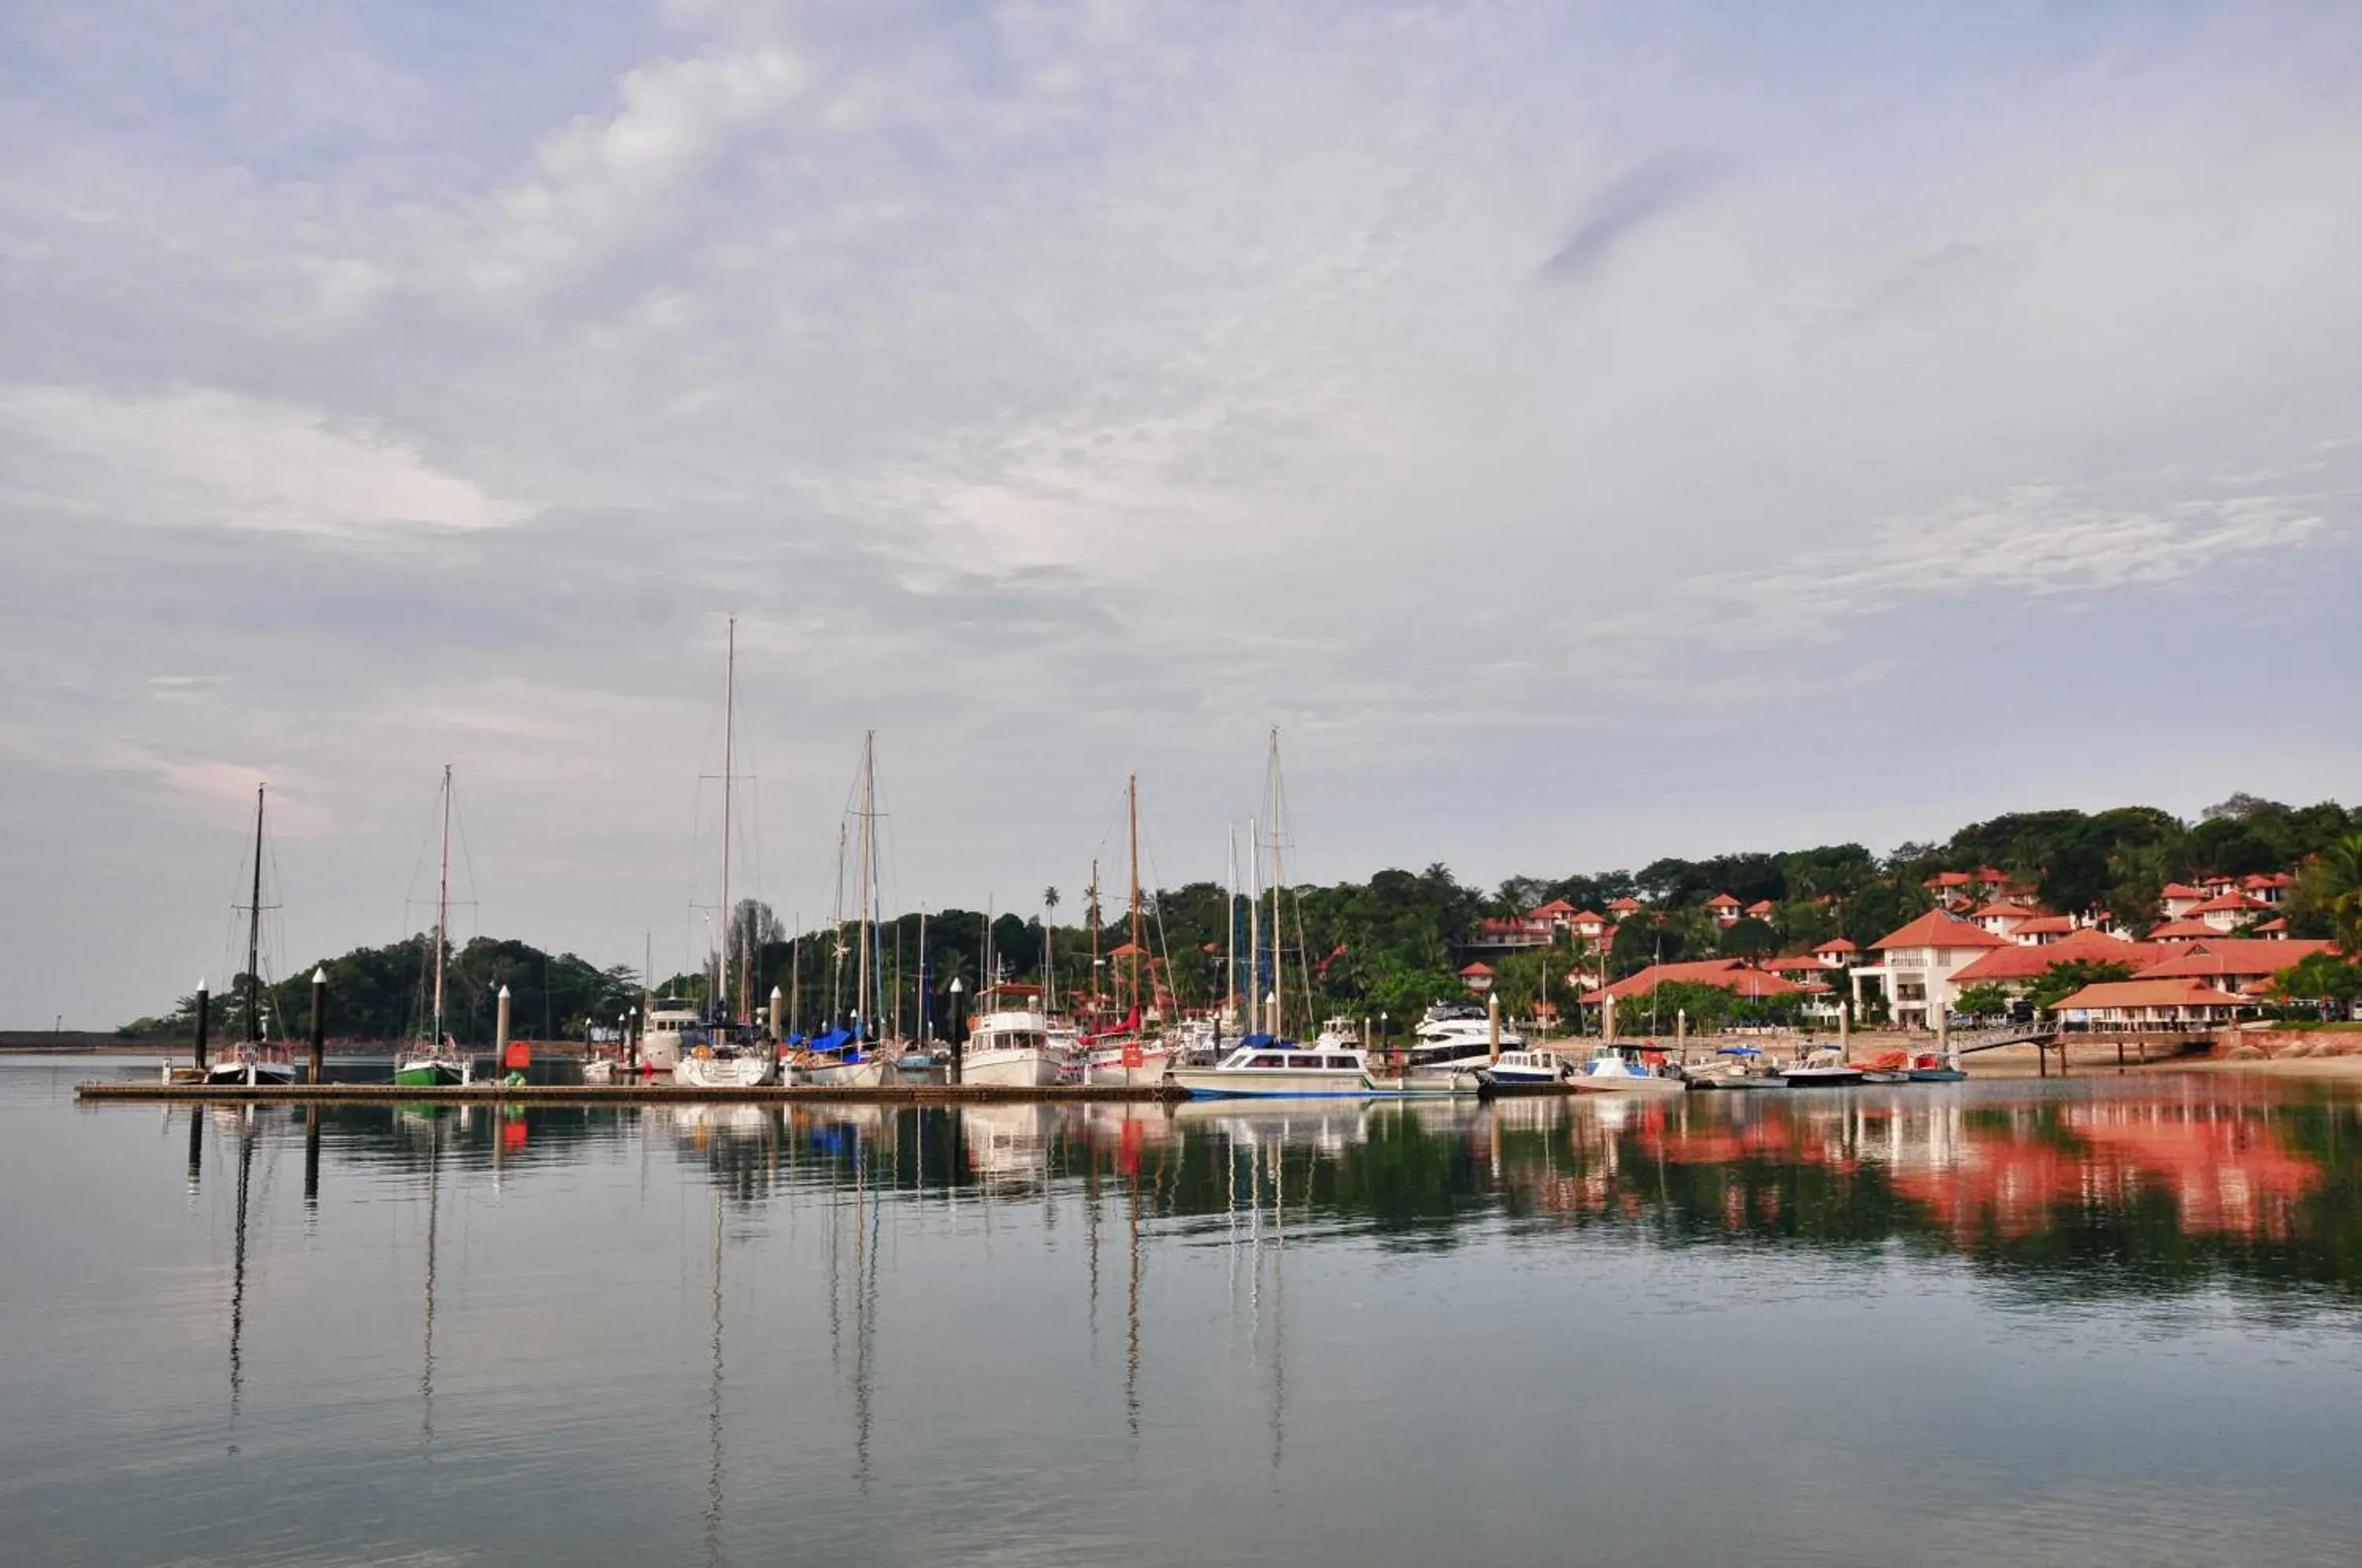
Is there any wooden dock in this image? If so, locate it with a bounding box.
[75,1081,1183,1106]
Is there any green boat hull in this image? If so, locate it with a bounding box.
[394,1062,468,1087]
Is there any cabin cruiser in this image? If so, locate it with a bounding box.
[1170,1037,1372,1098]
[1568,1046,1686,1093]
[673,1017,779,1088]
[959,985,1066,1087]
[637,1000,701,1073]
[1477,1049,1574,1090]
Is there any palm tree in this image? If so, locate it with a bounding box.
[2315,834,2362,955]
[1042,886,1061,998]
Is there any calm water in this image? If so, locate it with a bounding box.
[8,1061,2362,1566]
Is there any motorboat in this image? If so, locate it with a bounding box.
[959,985,1067,1087]
[1905,1048,1967,1082]
[1083,1034,1171,1087]
[1568,1047,1686,1093]
[1170,1037,1372,1098]
[1778,1047,1866,1088]
[1681,1045,1783,1090]
[637,1000,702,1074]
[1478,1050,1574,1092]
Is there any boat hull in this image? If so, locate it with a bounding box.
[791,1057,890,1089]
[961,1050,1061,1088]
[1171,1067,1372,1099]
[1905,1067,1968,1082]
[1569,1075,1686,1094]
[394,1061,470,1088]
[675,1053,779,1089]
[1084,1056,1170,1089]
[1779,1068,1866,1088]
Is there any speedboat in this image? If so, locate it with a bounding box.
[1171,1038,1372,1098]
[1778,1047,1866,1087]
[1905,1049,1967,1082]
[1479,1050,1574,1092]
[958,986,1065,1087]
[1568,1047,1686,1093]
[1681,1045,1783,1090]
[1360,1003,1521,1095]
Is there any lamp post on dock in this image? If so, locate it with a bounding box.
[948,978,964,1084]
[308,967,326,1084]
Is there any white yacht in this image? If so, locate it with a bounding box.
[1358,1003,1521,1095]
[1777,1047,1866,1087]
[1083,1034,1170,1087]
[960,984,1067,1087]
[1171,1039,1372,1099]
[1479,1049,1574,1089]
[638,1001,700,1073]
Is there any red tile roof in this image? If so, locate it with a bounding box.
[1924,871,1974,888]
[2052,978,2249,1012]
[1948,929,2164,983]
[2181,891,2269,916]
[2011,915,2079,935]
[1608,897,1643,912]
[2138,939,2334,982]
[1971,900,2042,922]
[1580,960,1809,1004]
[1764,954,1834,972]
[1870,911,2010,952]
[1458,961,1494,977]
[1568,909,1607,925]
[1529,899,1578,917]
[1704,893,1742,908]
[2146,919,2227,940]
[2243,872,2294,889]
[1816,937,1858,954]
[1745,899,1776,916]
[2160,882,2203,899]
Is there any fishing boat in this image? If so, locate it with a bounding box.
[1568,1046,1686,1093]
[1778,1046,1867,1087]
[1171,1038,1372,1098]
[394,767,476,1088]
[203,785,299,1086]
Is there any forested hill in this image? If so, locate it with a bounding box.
[117,793,2356,1040]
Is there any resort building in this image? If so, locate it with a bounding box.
[1705,893,1742,927]
[1458,961,1495,994]
[1813,937,1858,967]
[2180,891,2273,933]
[2136,938,2334,997]
[1852,910,2009,1029]
[2048,978,2250,1030]
[1579,958,1816,1008]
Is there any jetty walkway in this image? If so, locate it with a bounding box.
[76,1081,1182,1106]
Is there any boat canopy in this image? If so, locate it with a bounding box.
[809,1028,854,1052]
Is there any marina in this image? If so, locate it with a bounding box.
[13,1055,2362,1568]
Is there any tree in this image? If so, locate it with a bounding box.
[1953,982,2012,1019]
[1718,916,1779,961]
[2027,959,2136,1014]
[2267,950,2362,1019]
[2295,833,2362,956]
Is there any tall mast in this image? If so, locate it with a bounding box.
[856,732,875,1037]
[1246,815,1260,1035]
[246,783,265,1045]
[1087,860,1101,1020]
[1127,775,1143,1023]
[433,764,451,1045]
[719,616,735,1022]
[916,909,928,1044]
[1225,823,1238,1029]
[831,823,847,1024]
[1266,730,1284,1039]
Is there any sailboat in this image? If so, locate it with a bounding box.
[207,785,298,1085]
[394,766,474,1088]
[1083,775,1172,1087]
[676,619,780,1089]
[787,734,895,1089]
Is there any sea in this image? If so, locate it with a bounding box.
[6,1056,2361,1566]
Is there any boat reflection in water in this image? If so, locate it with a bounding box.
[87,1065,2362,1568]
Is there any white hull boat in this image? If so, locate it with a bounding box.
[675,1049,779,1089]
[793,1055,892,1089]
[1172,1041,1372,1099]
[1569,1050,1686,1093]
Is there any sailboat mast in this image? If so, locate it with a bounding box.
[246,783,265,1045]
[1266,730,1284,1040]
[1087,860,1101,1021]
[719,616,735,1022]
[1127,775,1143,1023]
[433,764,451,1045]
[1225,823,1238,1030]
[856,732,875,1037]
[1246,815,1260,1035]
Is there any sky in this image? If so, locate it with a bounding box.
[3,0,2358,1024]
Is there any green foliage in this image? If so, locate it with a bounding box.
[2268,950,2362,1017]
[1953,982,2013,1019]
[2293,834,2362,956]
[1718,915,1779,960]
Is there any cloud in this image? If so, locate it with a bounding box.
[1537,154,1722,286]
[0,385,530,534]
[459,48,806,297]
[1668,483,2334,647]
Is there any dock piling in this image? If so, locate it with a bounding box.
[193,980,210,1073]
[308,967,326,1084]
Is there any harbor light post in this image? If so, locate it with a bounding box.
[948,978,964,1084]
[308,967,327,1084]
[193,978,211,1073]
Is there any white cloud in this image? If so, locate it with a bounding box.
[0,385,530,534]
